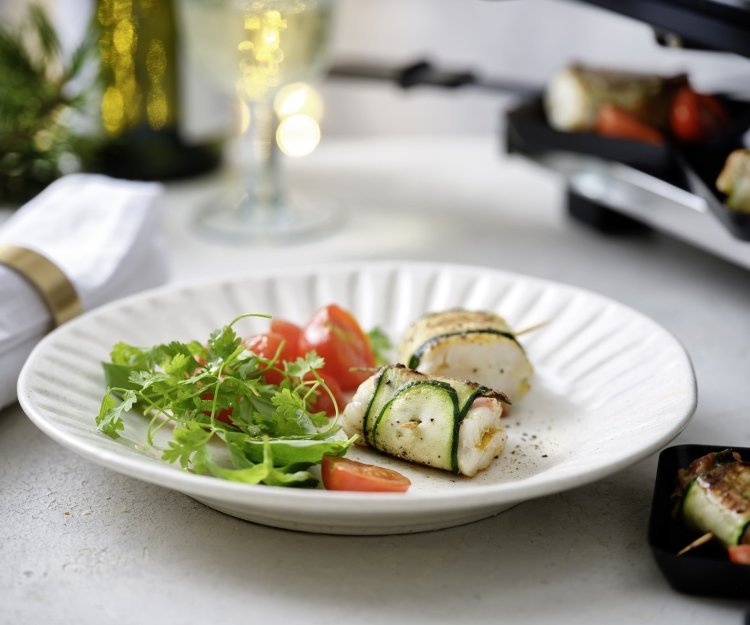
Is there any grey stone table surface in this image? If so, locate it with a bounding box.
[2,137,748,624]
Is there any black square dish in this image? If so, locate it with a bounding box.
[680,149,750,242]
[649,444,750,598]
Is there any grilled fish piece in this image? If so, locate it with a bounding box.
[398,309,533,402]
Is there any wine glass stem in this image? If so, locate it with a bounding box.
[241,99,284,219]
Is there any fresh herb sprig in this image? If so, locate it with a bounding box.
[97,313,355,487]
[367,326,393,366]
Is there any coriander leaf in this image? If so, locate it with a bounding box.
[129,370,171,390]
[285,350,325,378]
[161,422,212,470]
[207,325,241,362]
[367,327,393,366]
[270,388,316,436]
[236,355,264,380]
[96,389,136,439]
[164,353,191,376]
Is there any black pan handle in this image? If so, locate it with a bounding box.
[328,58,540,97]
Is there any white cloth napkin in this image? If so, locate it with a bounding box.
[0,174,168,409]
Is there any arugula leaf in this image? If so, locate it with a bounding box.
[225,433,356,467]
[102,362,141,391]
[201,438,317,487]
[262,467,318,488]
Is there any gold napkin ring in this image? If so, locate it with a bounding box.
[0,244,82,327]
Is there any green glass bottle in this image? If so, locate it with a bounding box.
[96,0,227,180]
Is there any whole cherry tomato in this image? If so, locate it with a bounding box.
[299,304,375,391]
[270,319,303,355]
[306,373,346,417]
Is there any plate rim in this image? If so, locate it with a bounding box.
[17,259,698,513]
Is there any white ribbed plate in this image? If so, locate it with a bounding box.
[18,261,696,535]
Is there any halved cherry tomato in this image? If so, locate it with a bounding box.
[299,304,375,391]
[306,373,346,417]
[244,332,297,385]
[670,85,728,143]
[200,391,235,426]
[321,455,411,492]
[728,545,750,565]
[270,319,303,356]
[596,104,663,144]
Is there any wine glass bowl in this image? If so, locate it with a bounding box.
[197,0,338,244]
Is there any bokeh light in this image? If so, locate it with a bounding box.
[276,114,320,157]
[273,82,323,120]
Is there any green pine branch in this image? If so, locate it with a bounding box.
[0,3,99,205]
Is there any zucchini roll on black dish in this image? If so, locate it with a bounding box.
[716,149,750,213]
[343,365,509,477]
[675,450,750,548]
[399,310,533,402]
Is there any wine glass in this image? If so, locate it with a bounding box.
[197,0,337,243]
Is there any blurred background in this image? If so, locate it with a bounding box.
[58,0,750,122]
[4,0,750,139]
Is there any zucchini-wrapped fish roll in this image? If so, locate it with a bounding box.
[399,309,533,401]
[716,149,750,213]
[675,450,750,547]
[343,365,510,477]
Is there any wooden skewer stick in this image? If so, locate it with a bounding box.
[516,320,551,337]
[677,532,714,556]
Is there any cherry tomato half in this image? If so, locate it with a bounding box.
[321,455,411,492]
[596,104,663,145]
[299,304,375,391]
[728,545,750,565]
[670,85,728,143]
[244,332,298,385]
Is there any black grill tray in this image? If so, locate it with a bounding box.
[505,95,750,240]
[648,444,750,599]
